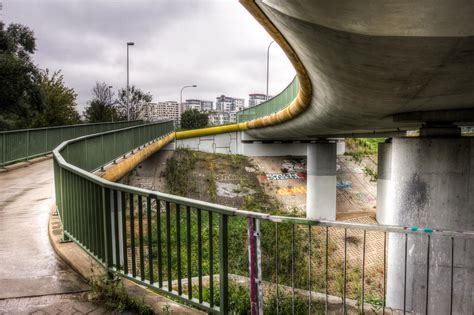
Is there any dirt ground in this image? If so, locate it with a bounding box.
[123,150,385,300]
[124,151,378,220]
[251,154,377,219]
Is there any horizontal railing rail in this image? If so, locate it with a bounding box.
[53,120,474,314]
[237,76,299,123]
[1,120,144,167]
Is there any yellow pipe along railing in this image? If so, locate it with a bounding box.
[101,0,312,182]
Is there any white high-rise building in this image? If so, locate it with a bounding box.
[208,111,231,125]
[184,99,214,112]
[215,95,245,112]
[139,101,180,123]
[248,93,268,107]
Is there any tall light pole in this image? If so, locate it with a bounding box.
[126,42,134,121]
[266,40,275,101]
[108,85,114,122]
[180,85,197,124]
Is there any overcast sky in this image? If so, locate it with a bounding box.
[2,0,295,111]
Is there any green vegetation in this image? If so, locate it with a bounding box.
[83,83,152,122]
[89,274,153,314]
[115,85,153,121]
[180,108,209,130]
[161,148,198,196]
[363,166,377,182]
[345,138,385,157]
[0,22,81,130]
[125,149,383,312]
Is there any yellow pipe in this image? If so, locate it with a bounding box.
[102,132,176,182]
[101,0,312,182]
[240,0,312,129]
[175,122,249,139]
[175,0,313,140]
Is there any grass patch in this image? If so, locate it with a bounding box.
[89,274,153,314]
[345,138,385,157]
[122,149,385,311]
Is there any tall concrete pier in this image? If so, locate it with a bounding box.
[306,142,337,220]
[378,135,474,314]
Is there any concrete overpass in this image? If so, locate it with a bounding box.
[236,1,474,313]
[1,1,473,313]
[241,0,474,139]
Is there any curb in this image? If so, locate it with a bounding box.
[1,155,52,173]
[48,203,201,314]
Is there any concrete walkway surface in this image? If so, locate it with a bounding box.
[0,161,107,314]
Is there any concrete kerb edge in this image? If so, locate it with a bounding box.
[47,202,201,314]
[1,155,53,172]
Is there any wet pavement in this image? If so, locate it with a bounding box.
[0,160,89,300]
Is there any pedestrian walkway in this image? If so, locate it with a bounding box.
[0,160,107,314]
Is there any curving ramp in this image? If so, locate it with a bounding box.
[240,0,474,139]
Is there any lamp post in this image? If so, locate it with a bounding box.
[180,85,197,124]
[108,85,114,122]
[126,42,134,121]
[266,40,275,101]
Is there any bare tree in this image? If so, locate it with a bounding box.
[116,85,152,120]
[92,82,114,105]
[83,82,119,122]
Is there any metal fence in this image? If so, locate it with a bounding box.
[1,120,144,167]
[53,121,474,314]
[237,76,299,123]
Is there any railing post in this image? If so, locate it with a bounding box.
[2,133,5,168]
[60,169,71,243]
[247,218,263,315]
[102,187,113,279]
[26,129,29,161]
[219,214,229,314]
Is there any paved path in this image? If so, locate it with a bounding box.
[0,160,107,314]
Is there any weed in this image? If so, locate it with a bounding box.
[363,166,377,181]
[89,273,153,314]
[161,302,171,314]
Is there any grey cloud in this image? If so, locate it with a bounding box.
[2,0,295,111]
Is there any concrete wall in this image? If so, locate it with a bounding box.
[380,137,474,314]
[164,131,345,157]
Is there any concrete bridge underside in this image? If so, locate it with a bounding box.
[246,0,474,139]
[240,1,474,313]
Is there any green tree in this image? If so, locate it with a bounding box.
[31,69,80,127]
[83,82,119,122]
[116,85,152,120]
[0,22,43,130]
[180,109,209,129]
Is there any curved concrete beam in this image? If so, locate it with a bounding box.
[244,0,474,139]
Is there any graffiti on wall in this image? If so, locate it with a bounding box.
[266,172,306,181]
[336,180,352,189]
[277,186,307,196]
[281,159,306,172]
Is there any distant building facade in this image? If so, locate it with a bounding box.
[248,93,268,107]
[184,99,214,112]
[215,95,245,112]
[208,111,231,126]
[139,101,180,123]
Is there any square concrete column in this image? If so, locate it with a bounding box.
[306,142,336,220]
[376,140,392,224]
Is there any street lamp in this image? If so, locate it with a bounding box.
[126,42,134,121]
[180,84,197,120]
[266,40,275,101]
[108,85,114,122]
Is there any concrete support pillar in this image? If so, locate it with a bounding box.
[376,140,392,224]
[336,139,346,155]
[306,142,336,220]
[383,137,474,314]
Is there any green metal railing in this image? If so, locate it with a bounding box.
[53,119,474,314]
[237,76,299,123]
[1,120,143,168]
